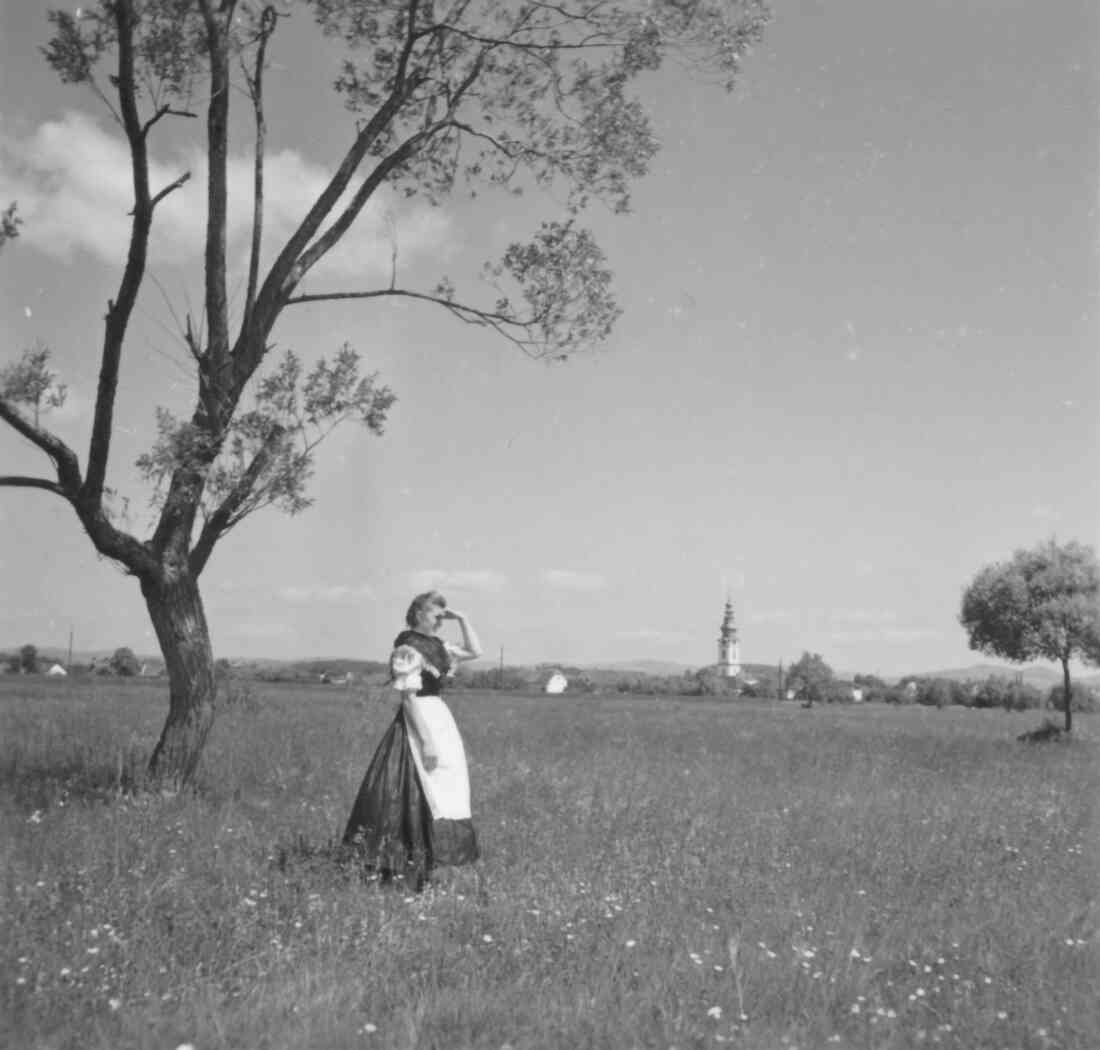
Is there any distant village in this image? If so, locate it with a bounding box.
[5,598,1094,714]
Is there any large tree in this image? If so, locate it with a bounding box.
[959,539,1100,733]
[0,0,768,787]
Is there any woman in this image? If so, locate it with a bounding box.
[343,591,482,889]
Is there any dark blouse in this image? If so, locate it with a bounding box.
[392,630,452,697]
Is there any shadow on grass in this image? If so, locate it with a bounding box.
[1017,718,1069,744]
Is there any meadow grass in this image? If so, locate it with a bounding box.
[1,678,1096,1050]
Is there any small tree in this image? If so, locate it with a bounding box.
[786,651,833,708]
[0,203,21,250]
[110,647,142,676]
[960,539,1100,733]
[0,344,68,427]
[19,644,40,675]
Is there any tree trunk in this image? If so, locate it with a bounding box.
[143,571,217,788]
[1061,657,1073,734]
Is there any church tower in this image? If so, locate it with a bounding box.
[717,598,741,678]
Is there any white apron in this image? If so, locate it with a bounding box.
[403,695,472,821]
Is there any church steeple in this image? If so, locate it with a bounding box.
[717,597,741,677]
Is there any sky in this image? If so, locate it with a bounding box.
[1,0,1098,677]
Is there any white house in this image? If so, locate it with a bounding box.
[544,672,568,695]
[46,663,68,677]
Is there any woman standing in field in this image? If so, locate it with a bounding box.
[343,591,482,890]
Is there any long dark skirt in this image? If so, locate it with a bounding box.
[342,706,479,887]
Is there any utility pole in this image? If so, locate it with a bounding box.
[67,627,73,670]
[498,646,504,690]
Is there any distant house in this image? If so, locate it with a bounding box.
[46,664,68,677]
[544,672,568,694]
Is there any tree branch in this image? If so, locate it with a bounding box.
[150,171,192,209]
[242,5,278,331]
[0,476,67,498]
[83,0,154,507]
[290,46,492,288]
[285,286,547,356]
[197,0,232,420]
[0,397,83,493]
[0,393,157,576]
[188,423,285,576]
[247,0,426,350]
[142,104,198,136]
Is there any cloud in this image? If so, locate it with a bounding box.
[540,569,607,592]
[406,570,508,594]
[0,111,451,279]
[279,582,373,603]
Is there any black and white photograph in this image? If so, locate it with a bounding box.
[1,1,1097,1047]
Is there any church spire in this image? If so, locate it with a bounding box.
[717,596,741,678]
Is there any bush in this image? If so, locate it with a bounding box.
[1047,683,1099,714]
[915,679,953,709]
[109,647,141,677]
[10,644,39,674]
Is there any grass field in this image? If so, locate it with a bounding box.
[1,677,1096,1050]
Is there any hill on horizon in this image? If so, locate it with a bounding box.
[6,646,1099,691]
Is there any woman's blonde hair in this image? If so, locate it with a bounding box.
[405,590,447,628]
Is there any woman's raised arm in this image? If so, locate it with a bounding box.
[443,609,482,660]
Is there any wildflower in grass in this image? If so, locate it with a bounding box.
[850,1003,861,1015]
[996,1011,1007,1020]
[362,1023,378,1034]
[108,998,121,1011]
[706,1006,722,1019]
[482,934,493,943]
[625,940,636,948]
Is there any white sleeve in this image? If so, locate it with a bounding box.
[389,645,423,691]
